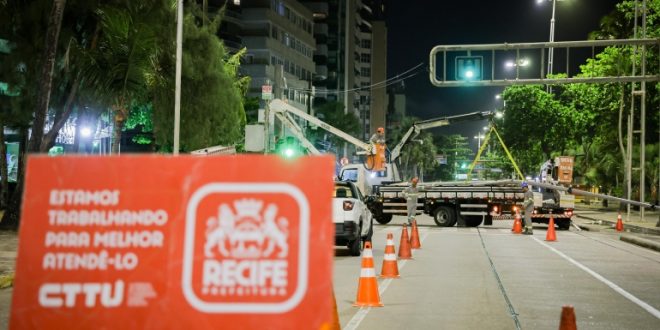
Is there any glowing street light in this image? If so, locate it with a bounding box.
[505,58,530,68]
[80,127,92,138]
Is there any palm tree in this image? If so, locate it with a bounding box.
[84,1,162,153]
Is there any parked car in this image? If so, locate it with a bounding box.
[333,181,374,256]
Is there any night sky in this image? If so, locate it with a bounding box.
[385,0,623,146]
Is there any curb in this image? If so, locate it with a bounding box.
[575,223,601,232]
[575,215,660,236]
[620,235,660,253]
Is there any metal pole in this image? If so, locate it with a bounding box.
[547,0,556,76]
[640,0,647,221]
[343,0,350,158]
[173,0,183,155]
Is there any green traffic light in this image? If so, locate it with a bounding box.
[284,148,295,158]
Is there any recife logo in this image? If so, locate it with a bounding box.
[183,183,310,313]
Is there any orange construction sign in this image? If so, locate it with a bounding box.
[556,156,574,184]
[11,155,335,329]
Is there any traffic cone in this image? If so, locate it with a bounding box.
[321,291,341,330]
[353,241,383,307]
[615,213,624,232]
[512,211,523,234]
[558,305,577,330]
[380,233,400,278]
[546,216,557,242]
[398,224,413,260]
[410,219,421,249]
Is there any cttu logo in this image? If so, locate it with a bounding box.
[183,183,310,313]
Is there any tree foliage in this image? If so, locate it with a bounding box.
[495,1,659,204]
[387,117,439,180]
[152,7,246,152]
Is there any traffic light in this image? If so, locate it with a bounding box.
[456,56,483,81]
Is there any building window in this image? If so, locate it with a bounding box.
[361,39,371,49]
[271,56,276,65]
[361,54,371,63]
[361,67,371,77]
[278,2,285,16]
[271,26,278,39]
[233,0,240,5]
[284,33,290,47]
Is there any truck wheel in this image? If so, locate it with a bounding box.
[348,237,362,256]
[433,206,456,227]
[348,223,363,256]
[375,214,393,224]
[557,220,571,230]
[363,220,373,242]
[463,216,483,227]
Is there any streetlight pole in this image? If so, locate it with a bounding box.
[548,0,557,76]
[173,0,183,155]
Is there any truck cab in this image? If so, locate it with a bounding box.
[338,163,400,196]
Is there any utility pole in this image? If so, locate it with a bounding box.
[173,0,183,155]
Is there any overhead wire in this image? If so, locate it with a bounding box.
[287,62,425,94]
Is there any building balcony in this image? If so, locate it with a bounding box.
[315,44,328,57]
[315,65,328,80]
[314,23,328,36]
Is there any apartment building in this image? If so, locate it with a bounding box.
[241,0,316,112]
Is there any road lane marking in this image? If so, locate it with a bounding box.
[478,228,522,330]
[343,232,430,330]
[532,236,660,319]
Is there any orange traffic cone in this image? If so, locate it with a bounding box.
[380,233,400,278]
[558,305,577,330]
[512,211,523,234]
[353,241,383,307]
[615,213,624,232]
[410,219,421,249]
[546,216,557,241]
[398,224,413,260]
[321,291,341,330]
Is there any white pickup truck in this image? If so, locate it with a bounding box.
[333,181,374,256]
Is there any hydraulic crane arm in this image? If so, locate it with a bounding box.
[390,110,495,162]
[269,98,372,153]
[273,111,321,155]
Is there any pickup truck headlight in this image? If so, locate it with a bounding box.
[343,201,354,211]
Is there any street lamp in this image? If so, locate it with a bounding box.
[474,134,485,150]
[537,0,567,76]
[495,93,506,109]
[80,127,92,138]
[505,58,530,68]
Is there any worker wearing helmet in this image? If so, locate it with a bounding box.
[521,182,534,235]
[403,177,421,225]
[369,127,386,153]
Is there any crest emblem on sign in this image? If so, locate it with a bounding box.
[183,183,310,313]
[204,199,289,260]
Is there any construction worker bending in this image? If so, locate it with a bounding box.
[402,177,421,225]
[521,182,534,235]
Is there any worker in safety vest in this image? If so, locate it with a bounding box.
[402,177,421,225]
[521,182,534,235]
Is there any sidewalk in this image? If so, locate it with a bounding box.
[573,206,660,252]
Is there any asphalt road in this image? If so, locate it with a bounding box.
[2,212,659,329]
[334,215,660,330]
